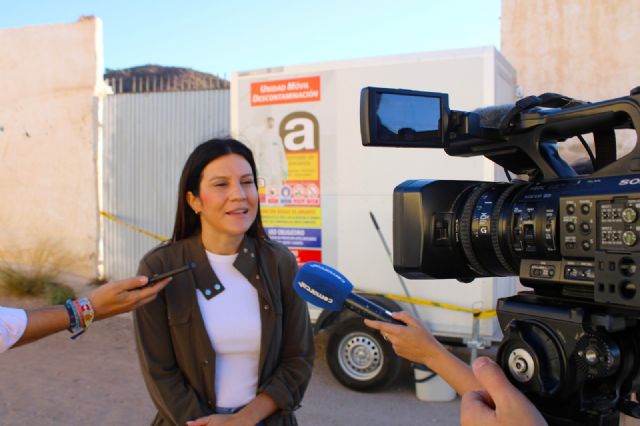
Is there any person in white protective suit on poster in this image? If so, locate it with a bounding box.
[254,116,288,201]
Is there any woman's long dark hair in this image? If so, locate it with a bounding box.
[172,138,267,242]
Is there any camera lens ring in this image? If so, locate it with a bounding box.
[472,185,512,275]
[491,182,528,275]
[459,183,493,276]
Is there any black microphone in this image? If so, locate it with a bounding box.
[144,262,196,287]
[293,262,403,324]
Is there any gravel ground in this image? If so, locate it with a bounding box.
[3,294,640,426]
[0,311,461,425]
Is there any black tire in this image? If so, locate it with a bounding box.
[326,317,403,391]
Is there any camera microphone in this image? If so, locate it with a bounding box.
[293,262,403,324]
[472,103,515,128]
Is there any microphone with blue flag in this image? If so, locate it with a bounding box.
[293,261,403,324]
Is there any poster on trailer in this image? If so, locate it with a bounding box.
[235,73,335,265]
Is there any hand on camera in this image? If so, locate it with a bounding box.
[460,357,547,426]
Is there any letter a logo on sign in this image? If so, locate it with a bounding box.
[280,111,319,151]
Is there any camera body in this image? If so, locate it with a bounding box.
[361,86,640,424]
[393,175,640,306]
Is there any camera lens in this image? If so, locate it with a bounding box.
[394,179,561,280]
[456,182,527,277]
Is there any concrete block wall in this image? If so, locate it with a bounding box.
[0,17,103,279]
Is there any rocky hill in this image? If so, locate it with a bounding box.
[104,65,229,93]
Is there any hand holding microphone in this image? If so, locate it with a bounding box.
[365,311,442,364]
[293,261,491,397]
[293,261,403,324]
[293,262,486,396]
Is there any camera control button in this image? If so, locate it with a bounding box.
[565,242,576,250]
[581,240,592,250]
[566,204,576,214]
[623,231,637,247]
[580,222,591,233]
[581,204,591,215]
[623,207,638,223]
[566,222,576,232]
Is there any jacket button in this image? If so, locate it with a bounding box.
[256,275,260,280]
[208,400,213,407]
[263,305,269,310]
[203,359,209,365]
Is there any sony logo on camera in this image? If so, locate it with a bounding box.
[618,177,640,185]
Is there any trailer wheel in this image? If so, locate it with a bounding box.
[326,317,402,391]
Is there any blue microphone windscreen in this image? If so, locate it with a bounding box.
[293,262,354,311]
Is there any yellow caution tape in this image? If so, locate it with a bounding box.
[363,291,497,319]
[99,211,168,242]
[100,209,497,319]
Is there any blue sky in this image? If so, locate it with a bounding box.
[1,0,501,77]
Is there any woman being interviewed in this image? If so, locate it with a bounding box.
[134,138,315,426]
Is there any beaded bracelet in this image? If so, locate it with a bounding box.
[64,299,81,333]
[64,298,95,339]
[76,298,95,329]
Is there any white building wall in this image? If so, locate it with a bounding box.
[0,17,103,278]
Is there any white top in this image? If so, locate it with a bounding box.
[0,306,28,353]
[197,251,262,408]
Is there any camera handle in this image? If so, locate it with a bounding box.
[446,90,640,182]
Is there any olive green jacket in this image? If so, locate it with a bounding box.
[133,235,315,426]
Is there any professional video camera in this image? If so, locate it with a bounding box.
[361,86,640,425]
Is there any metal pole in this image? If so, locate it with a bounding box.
[369,211,421,320]
[470,314,481,364]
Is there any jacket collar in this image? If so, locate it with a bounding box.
[182,234,273,307]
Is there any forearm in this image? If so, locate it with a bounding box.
[423,343,482,395]
[15,306,69,347]
[364,312,484,396]
[234,393,277,425]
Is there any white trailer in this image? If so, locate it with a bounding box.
[231,47,519,390]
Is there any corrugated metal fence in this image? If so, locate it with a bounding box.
[102,89,230,279]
